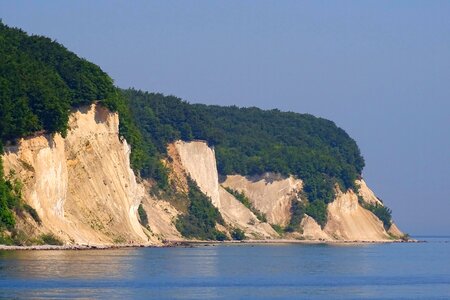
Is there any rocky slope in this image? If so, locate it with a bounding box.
[2,105,403,245]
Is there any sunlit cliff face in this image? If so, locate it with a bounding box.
[2,105,402,245]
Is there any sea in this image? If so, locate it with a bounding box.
[0,237,449,299]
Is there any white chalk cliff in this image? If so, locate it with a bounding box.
[2,105,403,245]
[2,104,152,245]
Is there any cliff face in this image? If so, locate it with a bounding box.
[2,107,402,245]
[221,174,303,227]
[171,141,277,239]
[164,140,402,242]
[174,141,221,208]
[324,188,390,241]
[2,104,152,245]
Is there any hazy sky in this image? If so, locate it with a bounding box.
[1,1,449,235]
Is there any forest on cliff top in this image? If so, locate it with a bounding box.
[0,21,365,233]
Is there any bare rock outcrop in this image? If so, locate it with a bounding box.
[357,179,404,238]
[140,194,182,241]
[174,141,221,207]
[324,188,391,241]
[218,187,278,239]
[301,215,331,241]
[356,179,383,205]
[221,174,302,226]
[2,104,153,245]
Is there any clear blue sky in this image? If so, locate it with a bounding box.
[1,1,449,235]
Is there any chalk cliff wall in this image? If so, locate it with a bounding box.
[221,174,303,226]
[172,141,277,239]
[2,107,403,245]
[324,188,390,241]
[168,140,402,242]
[2,104,153,245]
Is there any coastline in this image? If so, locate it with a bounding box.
[0,238,419,251]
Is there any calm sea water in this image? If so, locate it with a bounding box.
[0,237,449,299]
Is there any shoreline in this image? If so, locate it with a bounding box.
[0,238,420,251]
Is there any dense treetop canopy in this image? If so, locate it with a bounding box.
[0,21,146,231]
[0,21,365,209]
[0,20,116,140]
[122,89,365,203]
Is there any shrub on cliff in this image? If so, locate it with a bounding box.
[0,162,22,230]
[362,202,392,230]
[286,200,306,232]
[231,228,246,240]
[40,233,63,246]
[138,204,149,227]
[304,200,328,228]
[176,178,225,240]
[23,204,42,225]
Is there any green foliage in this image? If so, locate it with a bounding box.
[0,20,366,214]
[0,22,153,239]
[40,233,63,245]
[224,187,251,208]
[101,90,164,182]
[122,89,365,204]
[286,200,306,232]
[231,228,246,240]
[304,200,328,228]
[271,224,285,236]
[10,229,34,246]
[0,232,13,245]
[223,187,267,222]
[0,200,15,230]
[215,231,228,241]
[176,178,225,240]
[0,21,115,141]
[23,204,42,225]
[362,202,392,230]
[0,20,154,187]
[0,21,369,244]
[0,158,22,230]
[138,203,149,227]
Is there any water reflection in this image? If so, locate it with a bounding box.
[128,246,221,299]
[0,249,136,280]
[0,241,449,299]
